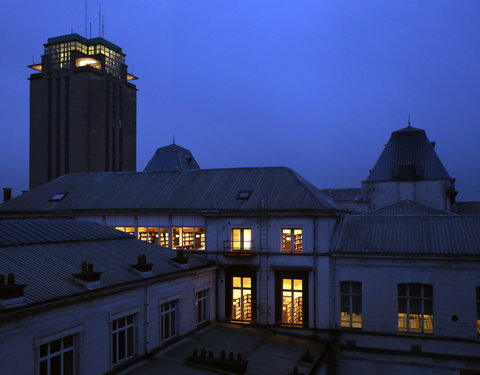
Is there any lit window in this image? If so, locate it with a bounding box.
[172,227,206,250]
[115,227,135,236]
[160,300,177,342]
[158,228,170,247]
[39,335,76,375]
[50,193,68,201]
[282,278,304,326]
[232,277,252,322]
[111,314,135,366]
[281,229,303,252]
[196,289,209,325]
[340,281,362,328]
[137,227,159,244]
[398,284,433,334]
[237,191,252,200]
[231,228,252,251]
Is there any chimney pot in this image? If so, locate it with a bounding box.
[3,188,12,203]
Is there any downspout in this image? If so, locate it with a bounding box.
[144,284,150,354]
[313,216,317,330]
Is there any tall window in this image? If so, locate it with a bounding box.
[161,300,178,342]
[340,281,362,328]
[398,283,433,334]
[282,278,303,325]
[477,287,480,336]
[231,229,252,251]
[281,229,303,252]
[232,277,252,321]
[196,289,208,325]
[111,314,135,366]
[39,335,76,375]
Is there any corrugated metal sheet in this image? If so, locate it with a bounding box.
[0,167,341,213]
[322,188,362,202]
[367,127,450,181]
[334,216,480,255]
[361,199,456,216]
[0,220,130,247]
[0,221,213,309]
[143,144,200,172]
[457,202,480,216]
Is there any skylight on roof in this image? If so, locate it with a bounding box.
[50,193,68,201]
[237,191,252,200]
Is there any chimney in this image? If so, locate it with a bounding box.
[0,273,27,308]
[171,249,189,269]
[73,261,102,289]
[3,188,12,203]
[130,254,153,277]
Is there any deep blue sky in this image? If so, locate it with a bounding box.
[1,1,479,200]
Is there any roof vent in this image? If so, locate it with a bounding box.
[0,273,26,308]
[130,254,153,277]
[3,188,12,203]
[50,193,68,201]
[237,191,252,200]
[73,261,102,289]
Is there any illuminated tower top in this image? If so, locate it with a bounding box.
[28,33,137,81]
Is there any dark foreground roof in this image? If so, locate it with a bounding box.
[143,144,200,172]
[457,202,480,216]
[0,168,341,214]
[0,220,213,310]
[367,126,450,181]
[361,199,456,216]
[334,215,480,255]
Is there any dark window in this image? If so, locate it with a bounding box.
[398,283,433,334]
[340,281,362,328]
[39,334,76,375]
[161,300,177,342]
[112,314,135,365]
[196,289,208,325]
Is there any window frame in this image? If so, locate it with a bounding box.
[195,289,209,326]
[275,270,309,327]
[160,299,178,342]
[230,228,253,251]
[225,268,257,323]
[111,313,136,367]
[397,283,433,334]
[281,228,303,253]
[340,281,362,329]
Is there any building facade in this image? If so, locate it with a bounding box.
[28,34,138,190]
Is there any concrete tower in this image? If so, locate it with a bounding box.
[28,33,138,189]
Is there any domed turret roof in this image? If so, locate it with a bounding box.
[143,144,200,172]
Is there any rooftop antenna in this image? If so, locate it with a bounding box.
[89,22,92,38]
[71,27,74,33]
[173,135,176,145]
[98,2,101,37]
[102,15,104,37]
[408,115,411,128]
[84,0,88,37]
[32,54,34,64]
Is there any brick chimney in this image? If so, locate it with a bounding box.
[3,188,12,203]
[73,261,102,289]
[130,254,153,277]
[0,273,26,308]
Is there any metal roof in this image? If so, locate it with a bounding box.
[0,220,213,311]
[322,188,362,202]
[361,199,456,216]
[367,126,450,181]
[0,167,341,214]
[143,144,201,172]
[334,215,480,255]
[0,220,130,247]
[457,202,480,216]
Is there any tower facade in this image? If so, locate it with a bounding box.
[28,33,137,189]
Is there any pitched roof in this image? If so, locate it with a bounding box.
[0,168,341,214]
[0,220,212,310]
[334,215,480,255]
[360,199,456,216]
[367,126,450,181]
[143,144,200,172]
[322,188,362,202]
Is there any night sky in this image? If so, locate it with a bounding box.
[1,1,479,200]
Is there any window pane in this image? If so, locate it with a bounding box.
[243,277,251,288]
[39,360,48,375]
[51,355,61,375]
[64,350,74,375]
[398,284,406,296]
[293,279,303,290]
[40,344,48,357]
[340,282,349,294]
[50,339,61,353]
[410,284,421,297]
[352,282,361,295]
[63,335,74,348]
[119,330,126,359]
[233,277,241,288]
[112,332,117,364]
[127,327,134,356]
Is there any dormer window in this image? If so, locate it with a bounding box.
[237,191,252,200]
[50,193,68,201]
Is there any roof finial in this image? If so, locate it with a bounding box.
[408,115,411,128]
[172,134,175,145]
